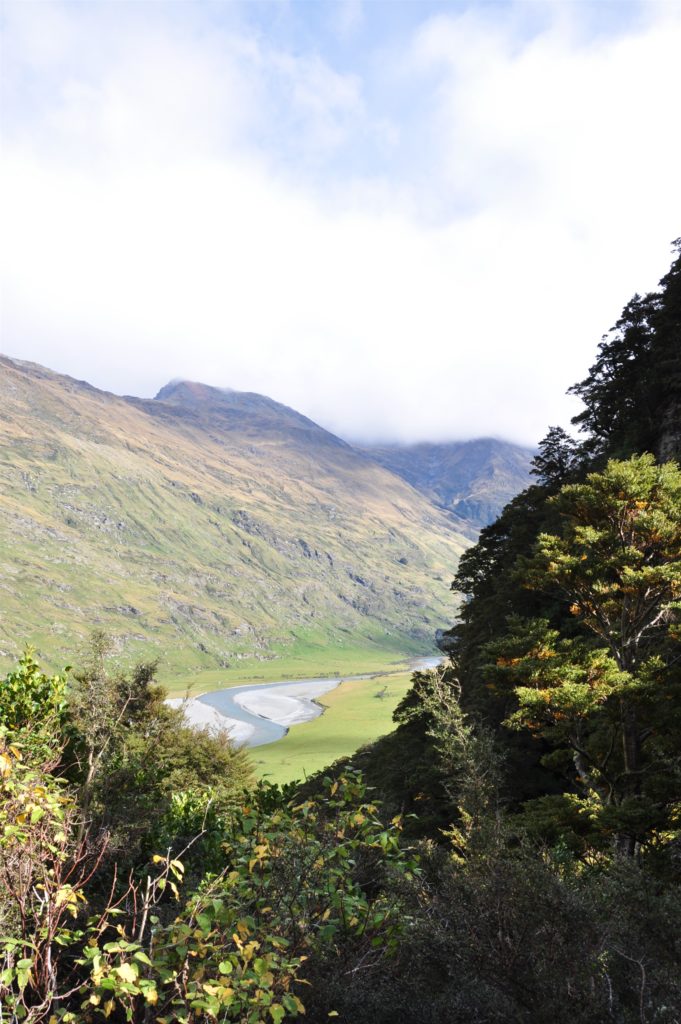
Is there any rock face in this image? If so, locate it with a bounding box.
[359,438,534,530]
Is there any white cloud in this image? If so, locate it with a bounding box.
[1,1,679,447]
[332,0,364,40]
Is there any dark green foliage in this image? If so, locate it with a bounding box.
[1,681,416,1024]
[299,759,681,1024]
[569,238,681,463]
[382,844,681,1024]
[64,633,254,866]
[433,485,571,808]
[318,670,460,840]
[530,425,583,487]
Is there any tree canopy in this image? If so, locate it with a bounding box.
[489,455,681,855]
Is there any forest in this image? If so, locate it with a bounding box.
[1,241,680,1023]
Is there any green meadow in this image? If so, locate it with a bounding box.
[250,670,414,785]
[162,635,422,696]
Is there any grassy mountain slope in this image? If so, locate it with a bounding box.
[0,357,469,684]
[361,438,534,528]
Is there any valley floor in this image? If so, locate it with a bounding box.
[161,643,428,696]
[251,669,416,784]
[169,655,430,784]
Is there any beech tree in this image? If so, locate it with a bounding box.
[489,455,681,856]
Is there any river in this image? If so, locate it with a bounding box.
[174,654,442,749]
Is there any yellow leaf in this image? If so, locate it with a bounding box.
[115,962,138,984]
[55,886,75,908]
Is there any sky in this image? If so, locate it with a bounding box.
[1,0,680,447]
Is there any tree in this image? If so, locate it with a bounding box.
[569,239,681,463]
[66,633,254,864]
[530,425,582,488]
[489,455,681,856]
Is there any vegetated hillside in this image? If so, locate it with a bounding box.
[0,357,471,676]
[360,438,534,529]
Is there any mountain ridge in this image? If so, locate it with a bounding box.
[0,356,474,679]
[0,355,534,682]
[361,437,534,528]
[146,379,353,452]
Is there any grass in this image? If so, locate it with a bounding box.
[0,357,468,681]
[162,638,422,695]
[250,670,414,785]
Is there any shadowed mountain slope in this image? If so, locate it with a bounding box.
[0,357,471,676]
[360,438,534,528]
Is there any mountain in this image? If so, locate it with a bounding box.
[149,380,351,451]
[0,356,471,679]
[360,438,534,529]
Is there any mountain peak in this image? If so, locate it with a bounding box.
[0,353,471,677]
[149,378,350,451]
[155,379,243,407]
